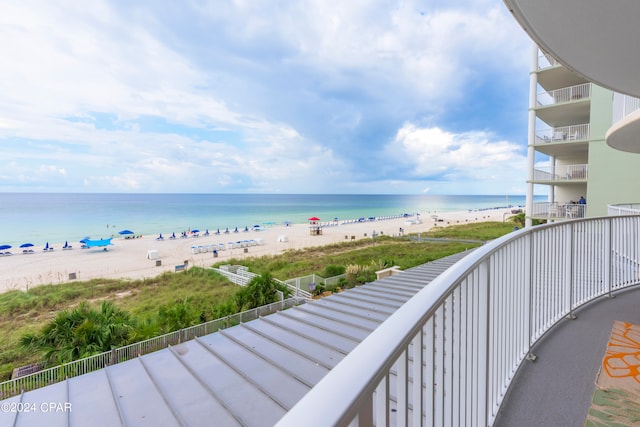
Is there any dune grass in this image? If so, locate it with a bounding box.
[0,221,513,381]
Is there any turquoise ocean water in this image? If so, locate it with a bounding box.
[0,193,539,247]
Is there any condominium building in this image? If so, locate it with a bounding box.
[526,47,640,226]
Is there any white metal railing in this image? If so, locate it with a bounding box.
[533,164,588,181]
[609,203,640,216]
[612,93,640,124]
[531,202,587,219]
[537,51,560,70]
[214,265,312,299]
[277,216,640,427]
[0,298,305,399]
[537,83,591,107]
[535,123,590,143]
[284,273,346,293]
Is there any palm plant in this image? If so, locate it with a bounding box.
[20,301,136,365]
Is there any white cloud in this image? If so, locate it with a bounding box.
[382,123,527,193]
[0,0,531,194]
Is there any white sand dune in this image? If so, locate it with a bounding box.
[0,208,517,293]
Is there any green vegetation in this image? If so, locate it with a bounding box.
[509,212,547,228]
[20,301,136,365]
[236,272,291,310]
[0,268,238,381]
[0,221,513,382]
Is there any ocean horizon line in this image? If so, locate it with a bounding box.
[0,193,536,246]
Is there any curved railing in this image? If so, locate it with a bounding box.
[608,203,640,216]
[277,216,640,426]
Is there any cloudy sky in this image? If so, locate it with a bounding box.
[0,0,532,194]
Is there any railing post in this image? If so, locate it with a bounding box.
[526,232,537,361]
[606,219,613,298]
[479,259,490,426]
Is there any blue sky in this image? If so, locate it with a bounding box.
[0,0,532,194]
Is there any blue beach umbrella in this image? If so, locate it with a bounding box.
[0,245,11,250]
[20,243,33,248]
[118,229,134,235]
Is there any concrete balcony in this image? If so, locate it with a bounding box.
[532,164,587,183]
[535,83,591,128]
[531,201,586,220]
[609,203,640,216]
[535,123,589,145]
[537,83,590,107]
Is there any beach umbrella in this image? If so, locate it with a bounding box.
[20,243,33,248]
[191,229,200,233]
[44,242,50,250]
[308,216,320,221]
[0,245,11,250]
[118,229,134,235]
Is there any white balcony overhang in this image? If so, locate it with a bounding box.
[504,0,640,97]
[606,109,640,153]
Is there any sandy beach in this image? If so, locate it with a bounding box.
[0,208,517,293]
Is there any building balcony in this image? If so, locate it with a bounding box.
[537,82,591,107]
[535,83,591,128]
[532,164,587,183]
[535,123,589,144]
[609,203,640,216]
[530,201,586,220]
[537,51,559,71]
[536,51,588,93]
[607,94,640,153]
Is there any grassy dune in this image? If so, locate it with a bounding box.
[0,221,514,381]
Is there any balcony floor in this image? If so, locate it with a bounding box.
[493,286,640,427]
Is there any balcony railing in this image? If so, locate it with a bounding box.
[533,164,588,181]
[537,51,560,70]
[532,201,587,219]
[609,203,640,216]
[612,93,640,124]
[535,123,590,144]
[537,83,591,107]
[277,216,640,427]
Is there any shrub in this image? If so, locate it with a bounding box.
[322,265,345,277]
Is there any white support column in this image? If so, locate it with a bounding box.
[526,43,539,228]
